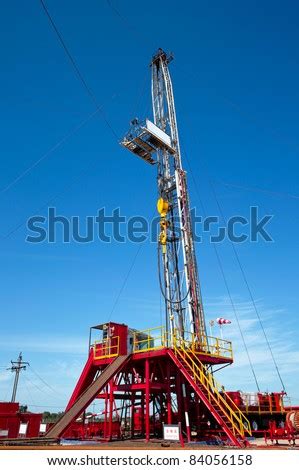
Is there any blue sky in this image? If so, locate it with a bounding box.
[0,0,298,411]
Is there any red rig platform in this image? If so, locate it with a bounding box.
[46,322,251,447]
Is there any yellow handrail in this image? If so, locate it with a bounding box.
[93,336,120,359]
[175,331,233,360]
[133,326,166,353]
[132,326,233,360]
[173,339,251,439]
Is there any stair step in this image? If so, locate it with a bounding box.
[170,349,248,448]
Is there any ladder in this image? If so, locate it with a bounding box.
[168,344,251,447]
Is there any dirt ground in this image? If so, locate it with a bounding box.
[0,438,299,450]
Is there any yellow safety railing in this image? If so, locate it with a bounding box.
[241,392,285,415]
[133,326,166,353]
[132,326,233,361]
[173,330,233,361]
[93,336,120,360]
[92,325,232,360]
[172,338,251,439]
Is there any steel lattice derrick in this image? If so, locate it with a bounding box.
[121,50,207,342]
[151,49,207,342]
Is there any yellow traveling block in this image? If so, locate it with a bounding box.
[157,197,169,217]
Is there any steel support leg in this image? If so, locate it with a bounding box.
[145,359,150,442]
[167,360,172,424]
[108,379,113,441]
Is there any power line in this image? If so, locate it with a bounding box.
[24,404,65,409]
[0,106,104,195]
[0,2,121,237]
[214,179,299,201]
[1,154,101,239]
[29,366,67,398]
[3,373,14,402]
[105,0,151,45]
[210,244,261,392]
[24,372,65,403]
[32,2,150,311]
[22,375,36,408]
[1,11,118,236]
[107,245,143,320]
[107,207,157,321]
[210,181,286,392]
[106,0,299,160]
[179,104,286,391]
[0,86,117,240]
[23,374,52,397]
[130,70,149,120]
[181,143,261,391]
[39,0,119,140]
[0,3,144,355]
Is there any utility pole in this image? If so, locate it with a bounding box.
[7,352,29,403]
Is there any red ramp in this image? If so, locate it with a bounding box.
[46,355,130,438]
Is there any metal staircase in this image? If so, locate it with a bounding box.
[168,344,251,447]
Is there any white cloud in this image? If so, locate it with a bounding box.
[0,371,11,383]
[0,334,86,354]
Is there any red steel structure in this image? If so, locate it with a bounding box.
[264,410,299,445]
[46,50,288,447]
[46,322,251,446]
[0,402,42,439]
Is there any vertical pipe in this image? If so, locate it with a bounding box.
[141,391,145,437]
[108,379,113,440]
[220,324,223,339]
[152,395,156,436]
[182,382,191,442]
[176,373,183,424]
[131,391,135,439]
[196,396,201,439]
[104,388,108,439]
[145,359,150,441]
[160,392,164,432]
[166,361,172,424]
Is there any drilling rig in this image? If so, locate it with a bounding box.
[122,49,206,345]
[46,49,252,447]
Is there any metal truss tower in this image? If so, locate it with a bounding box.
[121,49,206,343]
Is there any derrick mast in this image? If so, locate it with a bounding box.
[121,49,206,343]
